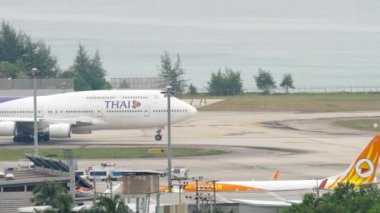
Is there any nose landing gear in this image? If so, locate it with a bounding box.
[155,129,162,141]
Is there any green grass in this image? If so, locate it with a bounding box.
[335,119,380,132]
[0,147,226,161]
[196,93,380,112]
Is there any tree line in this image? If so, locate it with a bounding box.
[31,181,131,212]
[285,183,380,213]
[158,52,295,96]
[0,22,109,91]
[0,21,294,95]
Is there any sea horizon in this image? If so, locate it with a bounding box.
[1,0,380,89]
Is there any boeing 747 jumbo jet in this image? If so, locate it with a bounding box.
[0,90,197,143]
[161,135,380,192]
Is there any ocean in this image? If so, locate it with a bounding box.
[1,0,380,89]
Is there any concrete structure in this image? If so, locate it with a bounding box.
[0,78,74,96]
[0,155,74,213]
[121,172,161,213]
[0,169,70,213]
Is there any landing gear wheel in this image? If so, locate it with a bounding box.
[38,133,50,142]
[155,129,163,141]
[155,134,162,141]
[13,134,33,143]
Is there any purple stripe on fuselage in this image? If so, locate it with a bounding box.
[0,96,25,103]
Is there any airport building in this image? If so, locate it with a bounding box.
[0,155,74,213]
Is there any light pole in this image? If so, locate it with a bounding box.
[30,68,40,156]
[193,176,203,212]
[166,86,173,193]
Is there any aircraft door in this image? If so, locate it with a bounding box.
[96,107,103,117]
[144,106,150,117]
[37,107,44,117]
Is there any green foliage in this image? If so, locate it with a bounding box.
[0,22,60,78]
[254,68,276,95]
[158,51,186,94]
[335,119,380,132]
[284,183,380,213]
[280,73,295,93]
[119,79,130,89]
[0,22,27,63]
[93,194,131,213]
[31,182,74,213]
[207,67,242,96]
[200,208,225,213]
[0,21,114,91]
[61,45,109,91]
[103,81,112,90]
[188,84,198,95]
[22,39,60,78]
[60,70,91,91]
[0,61,25,78]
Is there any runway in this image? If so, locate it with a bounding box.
[1,111,379,181]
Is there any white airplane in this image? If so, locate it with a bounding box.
[0,90,197,143]
[161,135,380,192]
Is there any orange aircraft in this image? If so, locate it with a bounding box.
[161,135,380,192]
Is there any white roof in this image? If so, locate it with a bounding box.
[232,199,300,207]
[18,206,54,212]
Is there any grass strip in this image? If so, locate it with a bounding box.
[196,93,380,112]
[335,119,380,132]
[0,147,226,161]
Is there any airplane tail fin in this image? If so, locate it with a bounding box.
[272,169,280,181]
[320,135,380,190]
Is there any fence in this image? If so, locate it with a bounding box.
[111,77,169,90]
[197,85,380,96]
[0,79,74,96]
[0,79,74,90]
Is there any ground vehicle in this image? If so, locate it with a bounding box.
[172,166,189,179]
[4,167,16,173]
[18,159,34,169]
[87,165,114,181]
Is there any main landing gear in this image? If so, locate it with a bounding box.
[155,129,162,141]
[13,132,50,143]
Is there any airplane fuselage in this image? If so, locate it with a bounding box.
[0,90,197,142]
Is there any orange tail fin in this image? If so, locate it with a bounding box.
[321,135,380,189]
[272,169,280,181]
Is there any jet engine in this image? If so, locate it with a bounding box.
[0,121,16,136]
[49,123,71,138]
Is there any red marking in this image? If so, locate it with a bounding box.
[319,179,327,189]
[361,168,369,174]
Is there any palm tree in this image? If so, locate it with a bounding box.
[31,182,74,213]
[32,182,66,205]
[94,194,131,213]
[53,194,74,213]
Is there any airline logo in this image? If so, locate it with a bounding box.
[132,100,141,108]
[105,100,141,109]
[355,159,374,178]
